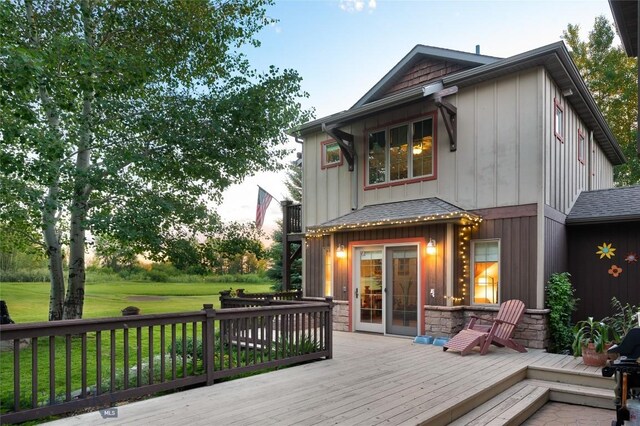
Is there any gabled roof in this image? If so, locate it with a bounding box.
[294,42,625,165]
[352,45,500,108]
[609,0,638,57]
[305,197,481,235]
[566,185,640,225]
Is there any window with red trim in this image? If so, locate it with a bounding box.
[366,115,435,187]
[578,129,586,164]
[554,99,564,142]
[321,140,342,169]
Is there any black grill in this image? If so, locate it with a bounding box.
[602,328,640,425]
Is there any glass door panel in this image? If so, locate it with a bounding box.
[386,247,418,336]
[354,248,383,333]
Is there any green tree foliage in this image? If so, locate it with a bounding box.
[93,235,137,272]
[545,272,578,354]
[283,163,302,204]
[0,1,311,319]
[164,222,265,275]
[563,16,639,185]
[267,163,302,290]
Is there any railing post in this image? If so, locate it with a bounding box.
[219,290,231,309]
[324,297,334,359]
[202,304,216,385]
[295,289,303,300]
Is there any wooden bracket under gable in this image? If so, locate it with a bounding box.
[322,124,355,171]
[434,86,458,152]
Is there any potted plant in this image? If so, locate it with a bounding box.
[571,317,616,367]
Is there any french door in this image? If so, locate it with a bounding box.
[354,245,419,336]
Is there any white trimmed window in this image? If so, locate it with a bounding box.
[471,240,500,305]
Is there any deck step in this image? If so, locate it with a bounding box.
[449,379,615,425]
[527,378,614,409]
[527,365,616,390]
[449,381,548,426]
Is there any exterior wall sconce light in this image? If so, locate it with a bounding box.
[426,238,437,255]
[336,244,347,259]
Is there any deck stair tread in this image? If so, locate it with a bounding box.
[526,364,616,390]
[448,379,615,426]
[449,381,548,426]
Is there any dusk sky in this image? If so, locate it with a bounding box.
[215,0,617,241]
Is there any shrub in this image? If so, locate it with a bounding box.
[545,272,578,354]
[146,270,169,282]
[0,268,50,282]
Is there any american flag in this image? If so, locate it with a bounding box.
[255,186,274,229]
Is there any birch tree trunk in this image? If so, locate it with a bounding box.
[63,0,95,319]
[25,0,66,321]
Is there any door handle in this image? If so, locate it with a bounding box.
[355,288,359,298]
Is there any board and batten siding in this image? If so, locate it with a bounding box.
[542,70,614,215]
[301,69,543,229]
[568,222,640,322]
[543,213,568,285]
[304,224,448,303]
[469,208,538,308]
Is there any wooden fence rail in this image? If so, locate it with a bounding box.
[0,298,333,424]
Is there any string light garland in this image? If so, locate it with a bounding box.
[456,223,478,304]
[305,211,482,238]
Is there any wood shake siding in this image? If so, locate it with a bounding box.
[382,59,472,97]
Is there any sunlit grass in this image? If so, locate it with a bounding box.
[0,281,272,323]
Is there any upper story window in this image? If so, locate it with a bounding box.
[367,115,435,187]
[554,98,564,142]
[321,140,343,169]
[578,129,586,165]
[471,240,500,305]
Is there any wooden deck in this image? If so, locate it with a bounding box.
[47,332,610,426]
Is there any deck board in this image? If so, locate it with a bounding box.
[46,332,607,426]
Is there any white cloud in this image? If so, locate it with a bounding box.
[339,0,375,13]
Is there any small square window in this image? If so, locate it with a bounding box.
[554,99,564,142]
[321,140,342,169]
[578,129,586,165]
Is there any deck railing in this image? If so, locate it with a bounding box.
[0,297,333,424]
[284,203,302,234]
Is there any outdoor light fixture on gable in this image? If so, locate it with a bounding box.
[426,239,437,255]
[336,244,347,259]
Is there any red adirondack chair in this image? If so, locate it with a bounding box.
[443,299,528,356]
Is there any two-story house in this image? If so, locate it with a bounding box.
[290,42,626,348]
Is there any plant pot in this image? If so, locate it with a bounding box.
[581,342,611,367]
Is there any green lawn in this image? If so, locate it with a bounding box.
[0,281,272,323]
[0,280,274,417]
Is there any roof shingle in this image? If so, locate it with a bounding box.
[306,198,480,234]
[566,185,640,225]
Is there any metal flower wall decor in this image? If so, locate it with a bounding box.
[596,242,616,259]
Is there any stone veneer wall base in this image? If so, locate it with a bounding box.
[332,300,349,332]
[424,305,550,349]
